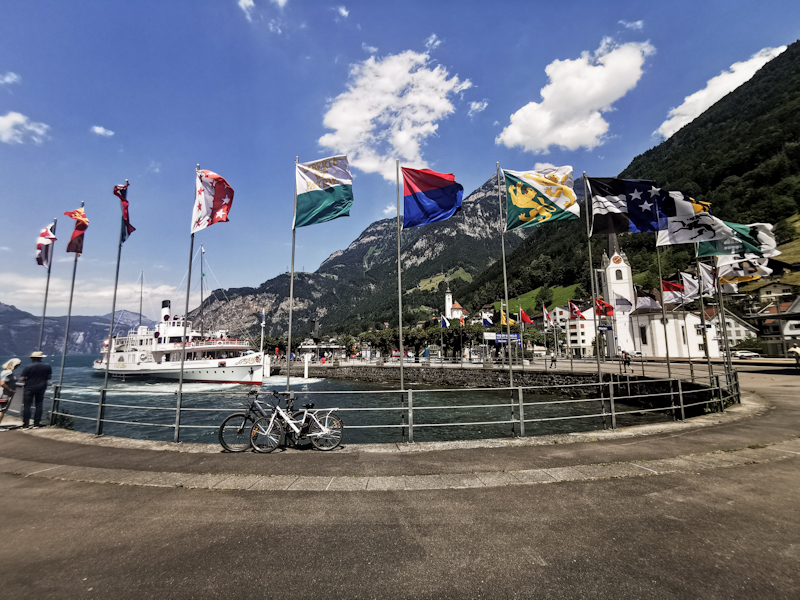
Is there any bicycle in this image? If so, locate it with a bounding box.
[218,389,273,452]
[250,391,344,453]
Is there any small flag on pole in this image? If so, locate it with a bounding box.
[696,222,778,258]
[543,305,553,326]
[294,155,354,228]
[36,222,57,268]
[635,288,662,310]
[520,309,533,324]
[661,280,685,305]
[503,166,579,231]
[460,315,465,327]
[500,311,516,326]
[655,192,732,246]
[441,315,450,328]
[64,207,89,254]
[191,170,234,234]
[587,178,665,235]
[483,315,494,327]
[614,293,633,312]
[113,182,136,243]
[401,167,463,229]
[594,298,614,317]
[568,301,585,320]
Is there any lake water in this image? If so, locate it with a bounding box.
[2,354,673,445]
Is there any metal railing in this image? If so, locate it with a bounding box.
[48,370,739,445]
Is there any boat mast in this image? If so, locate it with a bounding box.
[138,271,143,329]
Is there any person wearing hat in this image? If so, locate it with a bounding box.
[18,351,52,429]
[1,358,21,427]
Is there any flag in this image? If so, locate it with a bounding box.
[698,263,717,297]
[294,155,353,228]
[614,293,633,312]
[191,170,234,234]
[697,222,779,258]
[113,182,136,242]
[656,192,733,246]
[636,288,661,310]
[661,280,685,305]
[500,311,516,326]
[588,178,665,235]
[717,255,772,284]
[543,305,553,326]
[401,167,463,229]
[520,309,533,324]
[595,298,614,317]
[36,222,57,268]
[460,315,465,327]
[503,166,579,231]
[64,207,89,254]
[568,301,585,320]
[441,315,450,328]
[483,315,494,327]
[680,273,700,302]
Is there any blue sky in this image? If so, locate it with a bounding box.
[1,0,798,318]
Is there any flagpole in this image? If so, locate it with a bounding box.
[37,218,57,352]
[583,174,602,382]
[395,160,405,389]
[714,257,734,382]
[693,244,714,384]
[52,203,84,427]
[99,180,128,435]
[286,157,299,392]
[655,245,674,378]
[199,244,205,339]
[496,163,514,387]
[176,168,199,443]
[138,271,143,329]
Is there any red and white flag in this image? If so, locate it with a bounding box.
[569,301,585,320]
[191,169,234,234]
[543,305,553,326]
[36,222,57,268]
[661,280,685,305]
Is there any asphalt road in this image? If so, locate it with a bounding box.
[1,367,798,599]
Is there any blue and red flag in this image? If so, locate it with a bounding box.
[401,167,463,229]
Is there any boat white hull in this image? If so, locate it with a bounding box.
[92,354,271,385]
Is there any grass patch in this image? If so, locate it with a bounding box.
[493,284,581,314]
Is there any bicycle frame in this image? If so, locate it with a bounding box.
[265,403,339,438]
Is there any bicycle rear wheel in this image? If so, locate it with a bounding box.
[309,413,343,451]
[219,413,255,452]
[251,416,284,453]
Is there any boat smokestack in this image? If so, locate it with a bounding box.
[161,300,171,322]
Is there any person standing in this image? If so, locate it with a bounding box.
[19,351,52,429]
[1,358,21,428]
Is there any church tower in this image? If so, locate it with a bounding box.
[444,285,453,319]
[599,234,635,355]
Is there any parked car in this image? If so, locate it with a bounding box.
[631,350,642,358]
[732,350,760,359]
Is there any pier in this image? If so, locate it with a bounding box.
[0,362,798,598]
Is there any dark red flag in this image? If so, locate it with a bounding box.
[64,207,89,254]
[114,183,136,242]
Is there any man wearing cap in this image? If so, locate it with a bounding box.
[19,351,52,429]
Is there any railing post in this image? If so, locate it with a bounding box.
[407,389,414,443]
[717,375,725,413]
[669,379,677,421]
[517,386,525,437]
[677,379,685,422]
[608,379,616,430]
[734,369,741,403]
[95,387,106,436]
[174,391,182,443]
[49,384,61,427]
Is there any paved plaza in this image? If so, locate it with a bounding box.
[0,364,797,599]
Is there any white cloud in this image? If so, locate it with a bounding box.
[319,51,471,181]
[496,38,655,154]
[0,111,50,144]
[268,19,283,33]
[425,34,441,52]
[619,20,643,30]
[271,0,288,6]
[146,160,161,174]
[0,246,10,251]
[382,204,396,216]
[534,162,557,171]
[90,125,114,137]
[336,6,349,18]
[468,100,488,118]
[0,72,21,86]
[362,42,378,54]
[238,0,255,21]
[656,45,787,139]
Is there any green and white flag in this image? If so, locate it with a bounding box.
[503,166,579,231]
[696,222,778,258]
[294,155,354,228]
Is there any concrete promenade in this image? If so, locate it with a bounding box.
[0,364,798,598]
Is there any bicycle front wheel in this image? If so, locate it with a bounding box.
[309,413,344,451]
[219,413,255,452]
[251,416,284,453]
